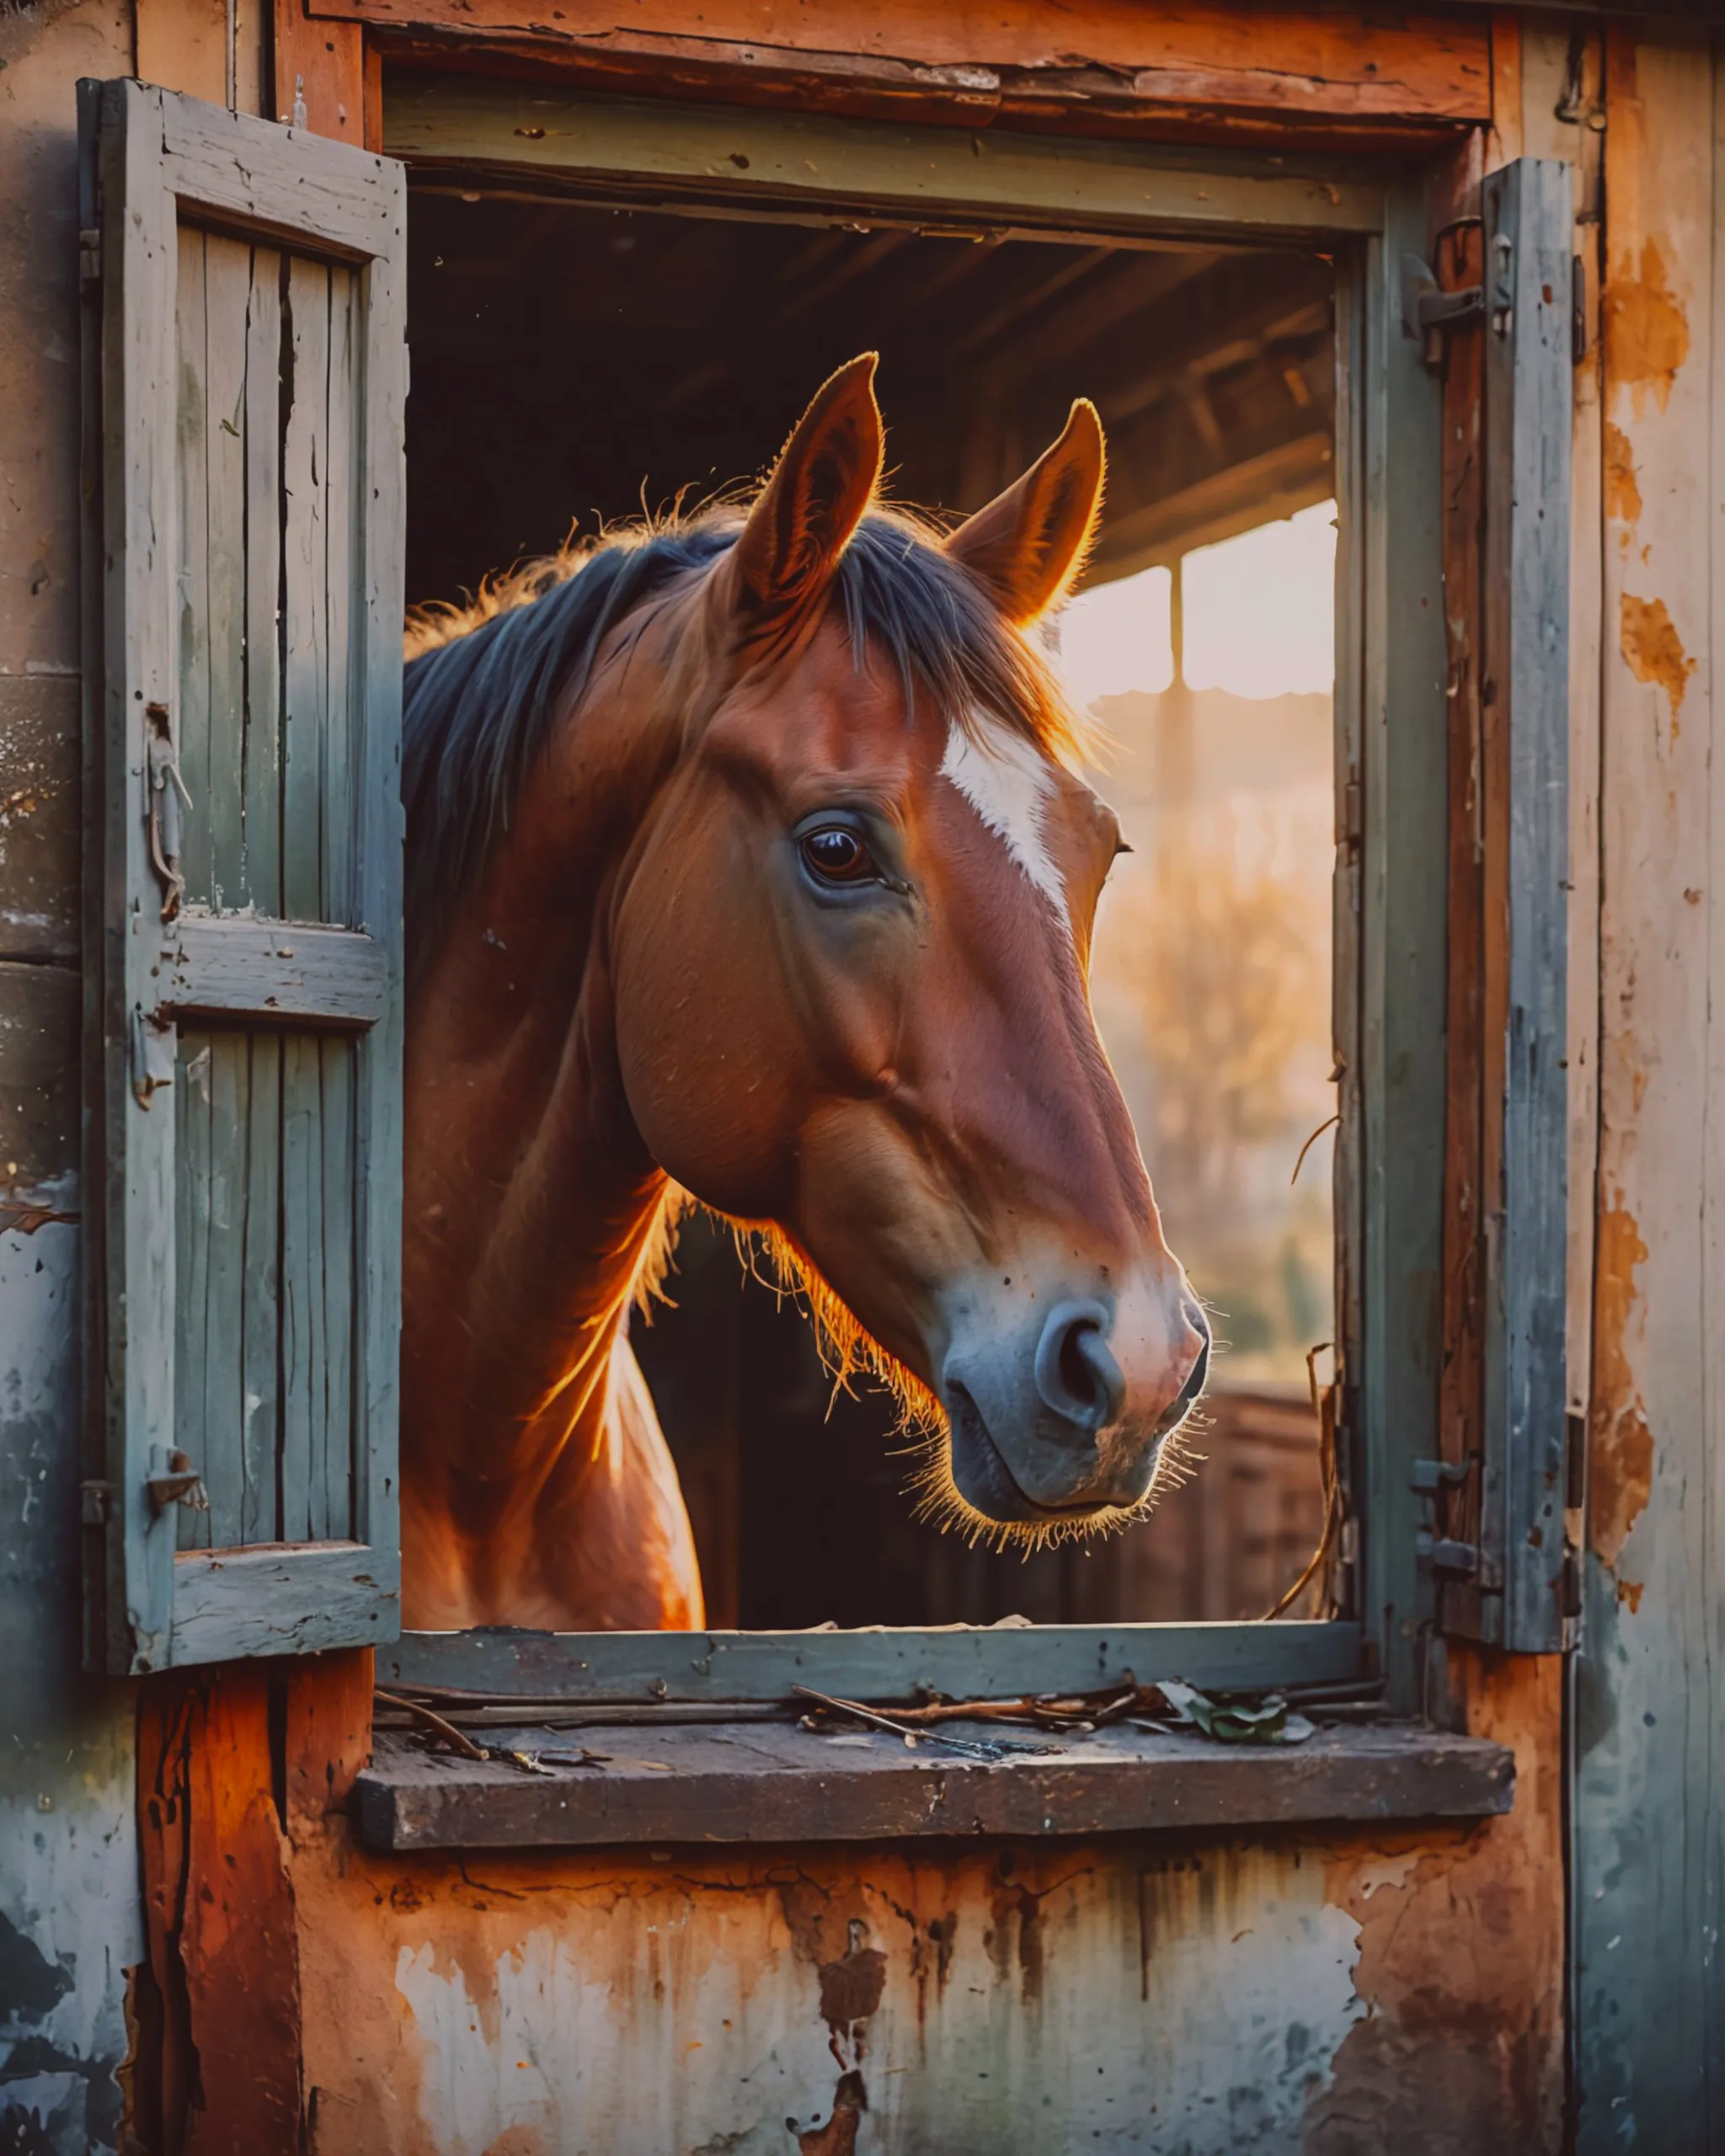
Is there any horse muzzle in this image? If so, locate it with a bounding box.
[938,1285,1210,1525]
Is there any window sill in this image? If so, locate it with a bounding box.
[352,1718,1514,1852]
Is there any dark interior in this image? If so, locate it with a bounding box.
[405,184,1337,1627]
[405,191,1333,606]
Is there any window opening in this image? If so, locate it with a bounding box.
[405,189,1339,1634]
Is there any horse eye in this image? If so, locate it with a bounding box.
[800,826,874,884]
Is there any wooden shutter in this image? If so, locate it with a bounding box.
[78,81,406,1673]
[1429,158,1573,1653]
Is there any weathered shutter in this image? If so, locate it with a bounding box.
[79,81,406,1673]
[1432,159,1573,1652]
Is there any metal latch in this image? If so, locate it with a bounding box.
[1401,251,1485,370]
[144,702,190,922]
[1412,1459,1477,1577]
[79,227,102,285]
[147,1449,209,1515]
[1417,1531,1481,1578]
[130,1007,177,1109]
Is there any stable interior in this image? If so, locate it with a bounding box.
[406,185,1339,1627]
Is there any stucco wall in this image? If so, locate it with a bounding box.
[0,4,144,2150]
[257,1651,1557,2155]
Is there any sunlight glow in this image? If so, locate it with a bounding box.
[1060,499,1338,709]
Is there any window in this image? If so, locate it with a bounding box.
[83,77,1573,1728]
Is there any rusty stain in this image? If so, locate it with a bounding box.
[817,1919,886,2063]
[793,2068,866,2155]
[1591,1199,1653,1569]
[1620,591,1696,722]
[1603,421,1642,523]
[1313,1650,1563,2146]
[1602,235,1690,414]
[1616,1577,1645,1614]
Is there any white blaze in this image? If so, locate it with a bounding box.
[939,718,1068,926]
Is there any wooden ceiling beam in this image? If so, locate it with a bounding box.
[323,1,1493,153]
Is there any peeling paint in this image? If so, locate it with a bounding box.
[301,1842,1375,2153]
[1619,591,1696,723]
[1590,1199,1653,1569]
[1602,236,1691,416]
[1311,1653,1564,2152]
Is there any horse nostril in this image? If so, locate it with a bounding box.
[1034,1299,1126,1433]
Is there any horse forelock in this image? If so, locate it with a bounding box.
[400,504,1087,969]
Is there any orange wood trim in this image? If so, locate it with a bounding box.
[363,35,386,148]
[308,0,1492,145]
[1436,218,1487,1636]
[1486,6,1524,167]
[137,1668,304,2155]
[272,0,367,143]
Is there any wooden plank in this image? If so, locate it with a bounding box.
[1329,218,1365,1630]
[158,917,387,1027]
[353,1718,1514,1853]
[279,252,334,1548]
[1576,27,1721,2152]
[1435,216,1487,1638]
[350,145,408,1604]
[1479,159,1571,1652]
[93,80,186,1672]
[200,232,253,915]
[243,243,286,917]
[161,87,397,258]
[174,1027,216,1551]
[331,0,1493,130]
[382,74,1387,243]
[318,1036,357,1536]
[273,0,368,144]
[1359,187,1450,1710]
[282,252,332,926]
[239,1033,282,1544]
[382,1620,1365,1705]
[174,226,214,912]
[169,1542,400,1661]
[136,1667,302,2152]
[322,262,359,926]
[280,1033,323,1541]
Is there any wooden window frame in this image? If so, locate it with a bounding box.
[378,80,1461,1716]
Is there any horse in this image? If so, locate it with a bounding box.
[398,355,1211,1631]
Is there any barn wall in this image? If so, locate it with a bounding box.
[0,3,142,2150]
[1573,22,1725,2149]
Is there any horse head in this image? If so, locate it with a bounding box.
[604,356,1210,1543]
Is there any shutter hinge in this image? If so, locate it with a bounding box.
[1401,251,1485,370]
[81,1479,115,1526]
[78,228,102,285]
[147,1449,210,1515]
[1410,1457,1470,1495]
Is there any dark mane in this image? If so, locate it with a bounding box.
[401,509,1079,965]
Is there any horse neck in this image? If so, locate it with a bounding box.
[401,665,681,1492]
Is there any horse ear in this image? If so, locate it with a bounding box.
[728,353,884,636]
[945,400,1105,624]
